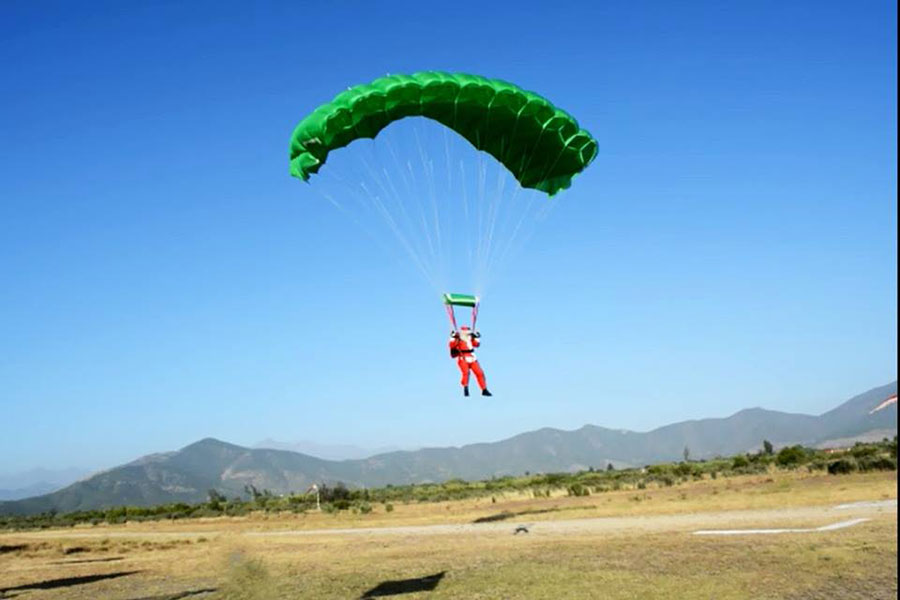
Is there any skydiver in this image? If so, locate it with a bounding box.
[449,326,492,397]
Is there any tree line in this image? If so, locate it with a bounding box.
[1,437,894,531]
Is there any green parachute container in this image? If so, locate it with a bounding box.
[442,292,480,332]
[442,293,479,308]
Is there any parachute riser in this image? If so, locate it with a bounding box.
[445,304,459,332]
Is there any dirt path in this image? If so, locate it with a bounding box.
[246,499,896,538]
[9,500,894,541]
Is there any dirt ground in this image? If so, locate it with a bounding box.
[1,471,896,599]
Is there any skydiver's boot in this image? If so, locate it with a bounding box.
[482,389,493,397]
[463,386,469,397]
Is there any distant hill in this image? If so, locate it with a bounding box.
[0,467,90,501]
[2,381,895,516]
[0,482,61,502]
[253,439,408,461]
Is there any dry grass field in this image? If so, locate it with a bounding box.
[1,470,896,599]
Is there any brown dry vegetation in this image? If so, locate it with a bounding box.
[0,470,896,599]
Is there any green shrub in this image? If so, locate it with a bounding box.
[857,455,897,472]
[567,483,589,497]
[828,458,857,475]
[732,455,749,469]
[850,443,878,459]
[776,445,806,467]
[646,465,671,476]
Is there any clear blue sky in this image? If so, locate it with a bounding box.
[1,0,896,473]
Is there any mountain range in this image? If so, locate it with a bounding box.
[1,381,895,516]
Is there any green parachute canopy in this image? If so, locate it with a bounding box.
[290,72,597,196]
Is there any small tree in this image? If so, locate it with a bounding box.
[763,440,774,455]
[607,462,615,472]
[776,445,806,467]
[683,446,691,462]
[207,489,225,510]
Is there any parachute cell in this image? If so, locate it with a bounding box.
[289,72,598,196]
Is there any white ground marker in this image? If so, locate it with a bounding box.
[693,518,870,536]
[833,499,897,510]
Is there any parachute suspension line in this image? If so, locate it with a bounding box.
[474,151,493,293]
[477,117,541,296]
[357,158,429,273]
[445,127,471,271]
[414,123,446,288]
[473,124,497,294]
[477,158,498,291]
[372,141,417,235]
[382,132,438,272]
[351,141,442,292]
[316,170,393,243]
[477,158,509,294]
[459,159,473,269]
[317,189,351,217]
[406,158,437,273]
[445,303,459,332]
[378,132,448,292]
[480,182,525,294]
[316,164,441,292]
[477,109,570,292]
[314,184,404,270]
[536,134,578,190]
[494,193,560,277]
[471,301,479,331]
[476,151,487,271]
[306,116,585,302]
[359,174,441,291]
[476,95,500,282]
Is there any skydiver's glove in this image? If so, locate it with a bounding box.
[472,331,481,338]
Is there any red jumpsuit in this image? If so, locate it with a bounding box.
[449,333,487,390]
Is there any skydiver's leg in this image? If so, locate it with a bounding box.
[458,359,470,387]
[470,361,487,391]
[457,360,471,396]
